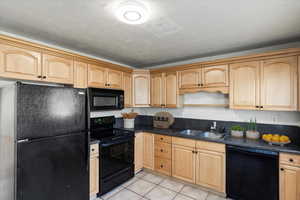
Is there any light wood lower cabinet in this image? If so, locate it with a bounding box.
[172,144,196,183]
[280,153,300,200]
[196,150,225,193]
[280,164,300,200]
[135,133,144,173]
[90,144,99,196]
[143,133,154,170]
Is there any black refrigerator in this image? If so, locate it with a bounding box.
[0,82,89,200]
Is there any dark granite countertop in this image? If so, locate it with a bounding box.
[90,138,100,145]
[120,126,300,155]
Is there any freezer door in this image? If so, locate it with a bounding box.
[17,83,86,140]
[17,133,89,200]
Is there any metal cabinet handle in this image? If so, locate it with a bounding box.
[37,75,42,78]
[280,168,284,171]
[255,106,259,108]
[42,76,46,79]
[91,148,94,152]
[289,158,294,162]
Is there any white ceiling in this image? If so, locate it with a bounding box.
[0,0,300,68]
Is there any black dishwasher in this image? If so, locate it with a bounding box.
[226,145,279,200]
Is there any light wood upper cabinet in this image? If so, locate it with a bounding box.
[166,72,179,108]
[88,64,107,88]
[133,70,150,107]
[196,150,225,193]
[0,43,42,81]
[202,65,228,87]
[151,73,164,107]
[280,164,300,200]
[107,69,123,89]
[74,61,88,88]
[42,53,74,84]
[260,56,297,111]
[135,133,144,173]
[172,144,196,183]
[178,68,201,89]
[230,61,260,110]
[123,72,133,107]
[299,56,300,111]
[150,72,181,108]
[143,133,154,170]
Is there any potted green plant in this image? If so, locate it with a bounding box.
[246,118,260,139]
[230,125,245,138]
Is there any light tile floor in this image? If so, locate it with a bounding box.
[97,170,232,200]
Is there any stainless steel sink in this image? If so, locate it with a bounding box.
[179,129,202,136]
[201,131,225,139]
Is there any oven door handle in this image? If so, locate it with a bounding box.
[100,137,134,147]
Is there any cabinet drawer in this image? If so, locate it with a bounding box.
[155,142,171,159]
[172,137,196,148]
[155,157,171,176]
[196,141,225,153]
[280,153,300,166]
[90,144,99,156]
[155,134,172,143]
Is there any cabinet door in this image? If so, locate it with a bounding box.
[178,68,201,89]
[0,43,42,81]
[172,144,195,183]
[90,156,99,195]
[202,65,228,87]
[123,72,133,107]
[151,73,164,107]
[261,56,297,111]
[133,73,150,107]
[74,61,88,88]
[143,133,154,170]
[230,61,260,110]
[165,72,178,108]
[280,165,300,200]
[196,150,225,193]
[135,133,144,173]
[42,53,74,84]
[88,64,107,88]
[299,56,300,111]
[107,69,123,89]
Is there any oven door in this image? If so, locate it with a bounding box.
[88,88,124,111]
[100,137,134,179]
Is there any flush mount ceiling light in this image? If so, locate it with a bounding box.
[116,1,149,25]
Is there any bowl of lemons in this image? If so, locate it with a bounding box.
[262,134,291,146]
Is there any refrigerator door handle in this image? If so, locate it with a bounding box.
[17,139,29,143]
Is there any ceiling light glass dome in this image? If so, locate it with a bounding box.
[116,1,149,25]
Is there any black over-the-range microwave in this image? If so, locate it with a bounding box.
[88,88,124,111]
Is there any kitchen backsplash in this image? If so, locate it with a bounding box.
[115,115,300,143]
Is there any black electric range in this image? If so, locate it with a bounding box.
[90,116,135,196]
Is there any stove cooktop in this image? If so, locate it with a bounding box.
[91,128,134,142]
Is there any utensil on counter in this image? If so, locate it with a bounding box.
[153,112,174,129]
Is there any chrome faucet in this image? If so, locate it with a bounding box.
[210,122,217,132]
